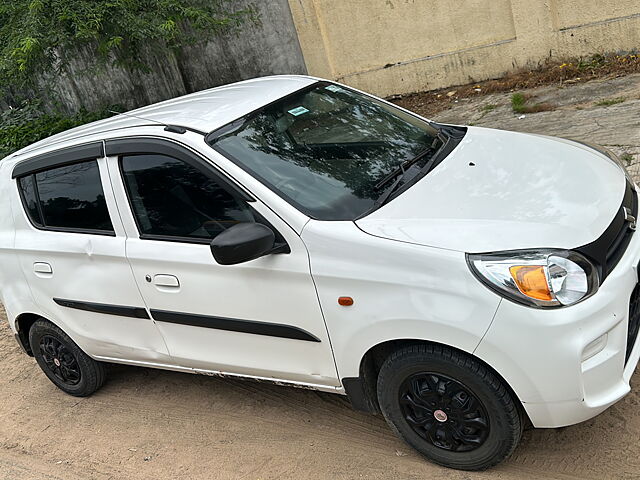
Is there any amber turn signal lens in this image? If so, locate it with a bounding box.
[509,265,553,301]
[338,296,354,306]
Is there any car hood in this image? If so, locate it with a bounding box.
[356,126,627,253]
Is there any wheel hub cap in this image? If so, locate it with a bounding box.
[433,409,448,422]
[398,372,490,452]
[39,335,81,386]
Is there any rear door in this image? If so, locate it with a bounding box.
[105,138,339,387]
[11,144,169,362]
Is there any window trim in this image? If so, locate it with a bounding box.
[112,137,287,247]
[105,137,255,203]
[16,159,117,237]
[12,141,104,179]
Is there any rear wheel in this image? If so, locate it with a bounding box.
[376,344,522,470]
[29,319,106,397]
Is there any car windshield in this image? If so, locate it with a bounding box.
[208,82,445,220]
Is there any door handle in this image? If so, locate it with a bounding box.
[152,274,180,288]
[33,262,53,276]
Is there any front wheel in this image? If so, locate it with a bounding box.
[29,319,106,397]
[377,344,522,470]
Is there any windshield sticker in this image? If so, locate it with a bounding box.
[325,85,344,93]
[288,106,309,116]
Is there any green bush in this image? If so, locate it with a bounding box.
[0,1,256,90]
[0,101,115,159]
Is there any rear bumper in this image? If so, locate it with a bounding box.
[475,191,640,428]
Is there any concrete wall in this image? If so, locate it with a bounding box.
[29,0,307,113]
[288,0,640,96]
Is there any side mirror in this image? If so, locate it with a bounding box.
[210,223,276,265]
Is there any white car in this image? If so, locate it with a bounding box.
[0,76,638,471]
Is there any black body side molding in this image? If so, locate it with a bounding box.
[12,142,105,178]
[53,298,150,319]
[150,309,321,342]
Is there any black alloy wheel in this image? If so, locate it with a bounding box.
[30,319,106,397]
[399,372,490,452]
[38,334,82,386]
[377,344,522,470]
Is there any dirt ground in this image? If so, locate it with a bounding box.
[2,305,639,480]
[1,73,640,479]
[391,53,640,118]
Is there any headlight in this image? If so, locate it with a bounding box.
[571,140,634,185]
[467,250,599,308]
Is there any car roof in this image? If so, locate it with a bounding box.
[7,75,318,161]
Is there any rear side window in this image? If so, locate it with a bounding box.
[120,154,255,241]
[18,175,43,226]
[17,160,114,233]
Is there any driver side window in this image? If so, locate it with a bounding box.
[121,154,254,241]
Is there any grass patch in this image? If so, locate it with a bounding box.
[594,97,626,107]
[576,53,607,72]
[511,93,527,113]
[480,103,498,112]
[511,93,555,114]
[620,153,634,166]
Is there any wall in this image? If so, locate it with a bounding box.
[25,0,307,113]
[288,0,640,96]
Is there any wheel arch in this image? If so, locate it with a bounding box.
[342,338,530,426]
[14,312,70,356]
[14,312,43,356]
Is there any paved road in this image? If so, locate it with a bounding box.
[1,74,640,479]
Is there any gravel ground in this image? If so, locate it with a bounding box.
[1,74,640,479]
[432,73,640,175]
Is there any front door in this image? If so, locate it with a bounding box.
[106,139,339,387]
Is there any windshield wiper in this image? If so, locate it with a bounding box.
[371,147,432,208]
[373,137,442,192]
[372,172,406,209]
[417,131,450,178]
[371,135,447,209]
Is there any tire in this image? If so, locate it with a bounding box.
[376,344,522,471]
[29,319,106,397]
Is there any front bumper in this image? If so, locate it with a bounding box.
[475,194,640,428]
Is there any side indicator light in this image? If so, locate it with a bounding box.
[338,296,354,306]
